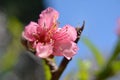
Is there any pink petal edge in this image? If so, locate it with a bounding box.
[36,43,53,58]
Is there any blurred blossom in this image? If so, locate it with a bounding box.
[22,7,78,60]
[116,18,120,36]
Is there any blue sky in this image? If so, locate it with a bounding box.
[44,0,120,79]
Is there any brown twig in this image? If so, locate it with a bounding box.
[51,21,85,80]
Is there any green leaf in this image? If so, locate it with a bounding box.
[42,60,51,80]
[78,59,91,80]
[7,16,23,38]
[111,61,120,73]
[82,37,104,67]
[64,72,76,80]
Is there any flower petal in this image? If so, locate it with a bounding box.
[22,21,38,41]
[53,25,77,41]
[53,40,78,60]
[62,25,77,41]
[62,42,78,60]
[38,7,59,30]
[36,43,53,58]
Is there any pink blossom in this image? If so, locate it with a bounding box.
[53,25,78,59]
[22,21,38,42]
[22,7,78,60]
[36,43,53,58]
[116,18,120,36]
[38,7,59,31]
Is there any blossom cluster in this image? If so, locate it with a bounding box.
[22,7,78,60]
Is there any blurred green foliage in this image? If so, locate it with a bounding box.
[112,61,120,73]
[64,37,120,80]
[82,37,105,67]
[0,17,23,77]
[42,60,51,80]
[77,60,91,80]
